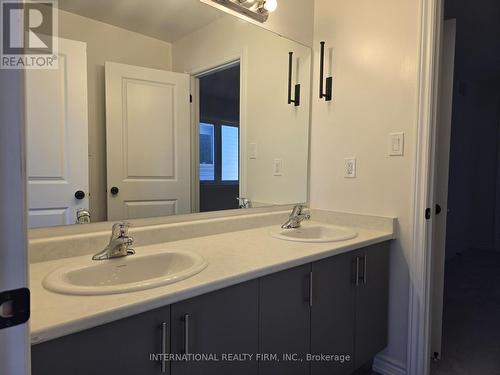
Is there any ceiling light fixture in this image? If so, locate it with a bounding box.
[210,0,277,23]
[263,0,278,12]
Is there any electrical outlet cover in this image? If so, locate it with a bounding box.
[344,158,356,178]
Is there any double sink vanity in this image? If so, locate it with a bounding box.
[22,2,396,374]
[29,207,396,375]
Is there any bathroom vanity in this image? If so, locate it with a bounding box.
[29,210,394,375]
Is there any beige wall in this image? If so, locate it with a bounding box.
[309,0,421,370]
[200,0,315,47]
[58,10,173,222]
[173,16,311,206]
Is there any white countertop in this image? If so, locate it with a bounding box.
[30,220,394,345]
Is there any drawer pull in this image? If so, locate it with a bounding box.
[161,322,168,373]
[184,314,190,355]
[363,255,368,284]
[309,271,313,308]
[355,256,360,286]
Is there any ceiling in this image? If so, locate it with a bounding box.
[57,0,224,43]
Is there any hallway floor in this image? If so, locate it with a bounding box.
[431,250,500,375]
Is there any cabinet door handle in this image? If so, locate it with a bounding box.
[161,322,168,373]
[355,256,360,286]
[363,255,367,284]
[184,314,190,355]
[309,271,313,308]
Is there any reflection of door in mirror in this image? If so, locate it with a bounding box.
[198,65,241,212]
[105,62,191,221]
[26,37,89,228]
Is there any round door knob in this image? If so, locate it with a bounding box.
[74,190,85,200]
[110,187,119,195]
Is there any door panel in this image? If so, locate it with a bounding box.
[124,200,177,219]
[311,252,356,375]
[25,37,89,228]
[171,281,259,375]
[431,18,456,357]
[124,79,176,178]
[105,62,191,220]
[28,208,69,228]
[259,264,311,375]
[0,67,30,375]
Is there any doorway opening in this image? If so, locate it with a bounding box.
[431,0,500,373]
[197,64,241,212]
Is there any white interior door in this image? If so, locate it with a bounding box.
[105,62,191,220]
[25,37,89,228]
[431,19,456,359]
[0,69,30,375]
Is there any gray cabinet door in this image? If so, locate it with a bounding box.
[259,264,311,375]
[31,306,171,375]
[310,252,356,375]
[170,280,259,375]
[353,242,390,368]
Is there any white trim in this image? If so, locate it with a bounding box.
[185,49,249,201]
[406,0,443,374]
[190,76,201,213]
[373,354,407,375]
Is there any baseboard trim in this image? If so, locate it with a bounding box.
[373,354,406,375]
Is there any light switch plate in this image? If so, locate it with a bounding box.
[389,132,404,156]
[344,157,356,178]
[273,159,283,176]
[249,143,257,159]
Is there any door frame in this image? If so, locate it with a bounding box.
[407,0,445,374]
[185,50,247,213]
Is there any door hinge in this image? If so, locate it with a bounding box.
[425,207,432,220]
[0,288,30,329]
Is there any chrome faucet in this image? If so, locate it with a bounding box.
[281,204,311,229]
[76,208,91,224]
[92,222,135,260]
[237,197,252,209]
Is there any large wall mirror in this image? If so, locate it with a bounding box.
[26,0,311,228]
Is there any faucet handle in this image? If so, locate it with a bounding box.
[291,204,305,216]
[237,197,252,209]
[111,221,131,238]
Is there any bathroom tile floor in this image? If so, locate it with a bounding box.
[431,250,500,375]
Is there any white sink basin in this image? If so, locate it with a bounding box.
[43,250,207,295]
[271,223,358,243]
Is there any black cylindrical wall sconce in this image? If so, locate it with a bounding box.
[288,52,301,106]
[319,41,332,101]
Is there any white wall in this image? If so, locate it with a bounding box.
[173,16,311,206]
[58,10,173,222]
[200,0,315,47]
[309,0,421,370]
